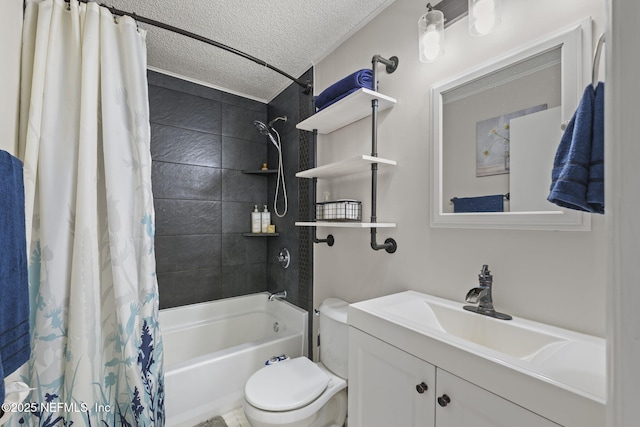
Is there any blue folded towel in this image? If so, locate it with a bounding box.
[548,82,605,213]
[0,150,30,405]
[315,69,374,111]
[452,195,504,213]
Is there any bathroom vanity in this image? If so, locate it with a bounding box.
[347,291,605,427]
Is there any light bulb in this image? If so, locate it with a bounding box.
[474,13,495,35]
[418,9,444,63]
[422,25,441,61]
[469,0,500,36]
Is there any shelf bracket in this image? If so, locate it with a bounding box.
[370,231,397,253]
[313,230,335,247]
[372,54,399,76]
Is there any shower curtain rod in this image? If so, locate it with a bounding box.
[65,0,313,94]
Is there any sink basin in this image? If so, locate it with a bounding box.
[380,296,568,361]
[349,291,606,404]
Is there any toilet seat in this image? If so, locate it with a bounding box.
[243,362,347,427]
[244,357,330,411]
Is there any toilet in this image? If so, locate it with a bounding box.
[242,298,349,427]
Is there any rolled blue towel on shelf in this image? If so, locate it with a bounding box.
[452,195,504,213]
[315,69,374,111]
[548,82,605,213]
[0,150,30,406]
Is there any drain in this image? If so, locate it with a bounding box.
[273,322,280,333]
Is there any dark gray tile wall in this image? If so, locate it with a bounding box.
[266,68,314,312]
[149,70,270,309]
[149,69,314,313]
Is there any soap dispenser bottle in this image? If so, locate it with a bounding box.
[261,205,271,233]
[251,205,261,233]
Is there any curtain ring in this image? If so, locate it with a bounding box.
[132,12,140,31]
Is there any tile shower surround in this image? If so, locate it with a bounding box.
[266,68,314,313]
[148,70,313,311]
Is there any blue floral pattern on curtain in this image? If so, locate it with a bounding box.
[14,1,164,425]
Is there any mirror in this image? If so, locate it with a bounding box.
[430,19,592,230]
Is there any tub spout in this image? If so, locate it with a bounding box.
[268,290,287,302]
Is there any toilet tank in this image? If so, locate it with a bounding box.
[318,298,349,379]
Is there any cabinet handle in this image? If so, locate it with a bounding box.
[438,394,451,407]
[415,382,429,394]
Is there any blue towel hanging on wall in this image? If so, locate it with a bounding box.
[548,82,605,213]
[0,150,30,405]
[315,69,374,111]
[586,82,605,212]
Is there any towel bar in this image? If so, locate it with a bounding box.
[592,33,605,88]
[450,193,510,204]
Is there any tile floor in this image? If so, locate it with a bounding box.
[221,407,252,427]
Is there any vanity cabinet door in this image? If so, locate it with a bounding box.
[348,327,436,427]
[435,369,561,427]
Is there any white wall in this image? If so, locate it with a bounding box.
[0,0,23,156]
[606,0,640,425]
[314,0,607,337]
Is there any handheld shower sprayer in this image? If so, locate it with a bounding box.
[253,120,271,136]
[253,117,288,217]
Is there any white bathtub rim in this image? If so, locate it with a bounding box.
[160,292,306,332]
[164,330,300,374]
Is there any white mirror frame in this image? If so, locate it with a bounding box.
[430,18,593,231]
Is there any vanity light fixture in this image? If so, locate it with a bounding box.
[468,0,501,36]
[418,3,445,63]
[422,0,501,63]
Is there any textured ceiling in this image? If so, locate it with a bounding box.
[107,0,396,102]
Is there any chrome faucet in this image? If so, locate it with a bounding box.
[463,265,512,320]
[268,290,287,302]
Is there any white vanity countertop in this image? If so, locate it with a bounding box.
[348,291,606,427]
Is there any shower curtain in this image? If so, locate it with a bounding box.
[13,0,164,425]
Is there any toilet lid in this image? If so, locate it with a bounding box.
[245,357,329,411]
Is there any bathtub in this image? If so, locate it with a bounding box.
[160,292,308,427]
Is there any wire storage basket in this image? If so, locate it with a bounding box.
[316,199,362,222]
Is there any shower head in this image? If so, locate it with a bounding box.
[253,120,271,136]
[254,116,287,136]
[254,119,280,150]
